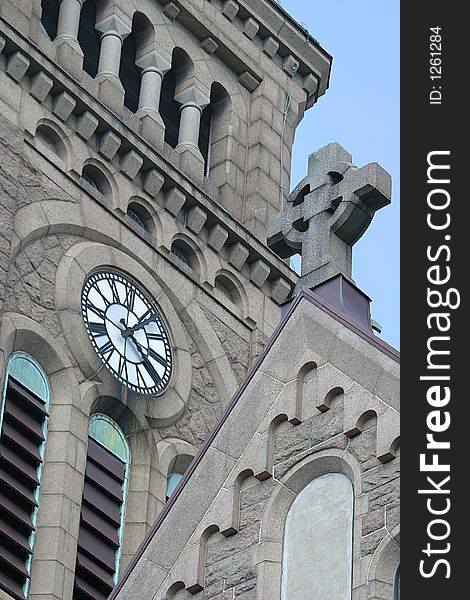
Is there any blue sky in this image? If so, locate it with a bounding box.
[282,1,400,348]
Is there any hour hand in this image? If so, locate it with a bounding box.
[121,313,157,338]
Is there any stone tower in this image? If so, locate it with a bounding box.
[0,2,399,600]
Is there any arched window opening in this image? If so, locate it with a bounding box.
[40,0,59,40]
[78,0,100,78]
[120,35,140,113]
[281,472,354,600]
[214,274,241,307]
[73,414,130,600]
[0,353,50,600]
[199,105,212,175]
[170,242,192,268]
[35,125,65,159]
[394,565,400,600]
[120,13,153,114]
[160,70,179,148]
[160,48,193,149]
[81,164,107,196]
[127,204,149,232]
[166,454,193,501]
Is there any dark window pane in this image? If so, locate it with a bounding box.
[40,0,59,40]
[199,105,212,174]
[120,34,140,113]
[160,71,180,148]
[78,0,100,78]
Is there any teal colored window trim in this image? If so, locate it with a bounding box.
[88,414,130,583]
[166,472,183,500]
[1,352,50,599]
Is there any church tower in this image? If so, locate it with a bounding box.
[0,2,399,600]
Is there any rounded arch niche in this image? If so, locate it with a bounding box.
[55,242,192,427]
[280,472,353,600]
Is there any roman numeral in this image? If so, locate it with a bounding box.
[147,332,164,342]
[89,322,107,336]
[126,286,136,312]
[87,302,106,321]
[142,357,162,386]
[147,347,167,369]
[108,278,121,304]
[99,340,114,358]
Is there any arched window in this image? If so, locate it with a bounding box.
[171,242,192,268]
[35,125,66,160]
[166,454,193,501]
[78,0,100,78]
[81,164,109,198]
[73,414,130,600]
[160,70,179,148]
[0,353,50,600]
[199,104,213,175]
[120,33,140,113]
[127,206,148,231]
[214,274,241,308]
[40,0,59,40]
[281,472,354,600]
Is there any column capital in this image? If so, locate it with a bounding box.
[96,14,131,40]
[135,49,171,74]
[174,86,210,110]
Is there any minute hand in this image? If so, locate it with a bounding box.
[122,313,158,338]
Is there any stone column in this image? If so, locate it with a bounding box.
[95,14,131,112]
[174,86,210,161]
[135,50,171,126]
[54,0,84,77]
[54,0,84,54]
[95,14,131,90]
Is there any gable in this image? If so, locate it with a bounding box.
[111,289,399,599]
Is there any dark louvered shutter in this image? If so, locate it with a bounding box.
[0,377,48,600]
[73,437,126,600]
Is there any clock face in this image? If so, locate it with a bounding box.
[81,271,172,396]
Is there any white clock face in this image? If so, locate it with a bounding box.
[82,271,172,396]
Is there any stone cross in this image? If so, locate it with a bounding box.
[267,143,392,289]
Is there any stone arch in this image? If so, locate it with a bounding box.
[257,448,363,600]
[156,437,197,501]
[11,207,237,412]
[367,527,400,599]
[318,385,345,413]
[213,270,248,316]
[126,198,155,236]
[81,158,115,200]
[170,233,205,277]
[346,408,379,438]
[34,119,70,166]
[0,312,84,598]
[281,472,354,600]
[295,361,317,422]
[55,241,192,427]
[121,12,155,112]
[80,381,161,564]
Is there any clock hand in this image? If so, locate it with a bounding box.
[127,332,162,385]
[121,313,158,339]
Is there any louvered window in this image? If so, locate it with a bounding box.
[73,415,129,600]
[0,353,50,600]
